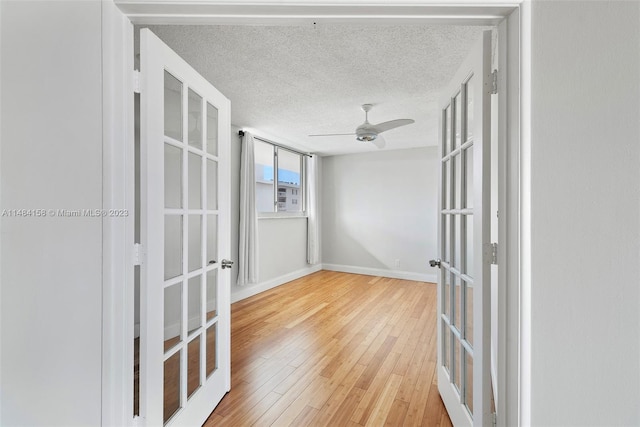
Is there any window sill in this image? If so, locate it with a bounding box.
[258,212,307,219]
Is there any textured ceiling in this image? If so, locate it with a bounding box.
[146,24,486,156]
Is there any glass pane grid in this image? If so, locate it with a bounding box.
[454,93,461,150]
[163,350,181,423]
[187,335,201,399]
[442,267,450,317]
[442,214,450,264]
[164,71,183,142]
[163,75,221,424]
[454,154,462,209]
[466,75,474,142]
[460,83,467,151]
[464,280,474,348]
[206,102,219,156]
[464,349,474,415]
[187,89,203,149]
[440,82,478,413]
[442,322,450,374]
[185,143,219,161]
[445,105,452,155]
[443,160,450,210]
[453,275,461,330]
[206,322,218,378]
[453,334,461,393]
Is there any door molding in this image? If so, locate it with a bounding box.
[102,2,135,426]
[102,2,528,426]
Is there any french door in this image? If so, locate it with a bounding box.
[436,31,492,427]
[139,28,231,426]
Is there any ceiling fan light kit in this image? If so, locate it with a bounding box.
[310,104,414,149]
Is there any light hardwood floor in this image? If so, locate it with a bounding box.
[203,270,452,426]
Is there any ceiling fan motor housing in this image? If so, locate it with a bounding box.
[356,123,377,141]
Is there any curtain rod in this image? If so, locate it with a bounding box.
[238,130,313,158]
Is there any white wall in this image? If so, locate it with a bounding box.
[321,147,438,282]
[257,217,309,281]
[0,1,103,425]
[528,1,640,425]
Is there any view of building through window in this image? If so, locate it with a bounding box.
[254,139,303,213]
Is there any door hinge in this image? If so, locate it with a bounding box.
[133,243,144,266]
[492,412,497,427]
[133,69,141,94]
[484,242,498,265]
[491,69,498,94]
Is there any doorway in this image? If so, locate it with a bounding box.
[102,3,522,426]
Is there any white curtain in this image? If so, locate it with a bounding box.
[237,131,259,286]
[306,155,320,264]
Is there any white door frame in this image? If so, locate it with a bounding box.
[101,1,530,426]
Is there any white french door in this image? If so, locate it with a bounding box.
[139,28,231,427]
[436,31,492,427]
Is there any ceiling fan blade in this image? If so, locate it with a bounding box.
[308,133,356,137]
[371,134,386,149]
[372,119,415,134]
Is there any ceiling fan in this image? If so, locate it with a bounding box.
[308,104,415,149]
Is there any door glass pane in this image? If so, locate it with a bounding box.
[206,102,218,156]
[443,160,450,210]
[454,215,461,269]
[188,153,202,209]
[465,280,474,347]
[444,105,451,155]
[443,323,450,373]
[465,215,474,276]
[164,283,182,352]
[466,76,474,141]
[454,276,461,330]
[187,335,201,399]
[188,89,202,149]
[164,71,182,141]
[454,92,462,149]
[207,159,218,210]
[207,215,218,270]
[206,323,217,377]
[163,351,181,423]
[443,270,450,317]
[465,351,473,415]
[443,215,450,264]
[277,149,302,212]
[255,140,275,212]
[206,269,218,320]
[188,276,202,334]
[165,144,182,209]
[454,154,462,209]
[188,215,202,273]
[164,215,182,280]
[454,339,461,392]
[465,145,474,209]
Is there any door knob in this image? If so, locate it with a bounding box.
[221,259,234,269]
[429,259,441,268]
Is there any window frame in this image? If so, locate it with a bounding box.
[255,142,306,218]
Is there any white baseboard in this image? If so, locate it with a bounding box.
[231,264,323,303]
[322,263,437,283]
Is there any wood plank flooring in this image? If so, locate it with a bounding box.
[203,270,452,427]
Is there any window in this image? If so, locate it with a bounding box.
[254,139,304,214]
